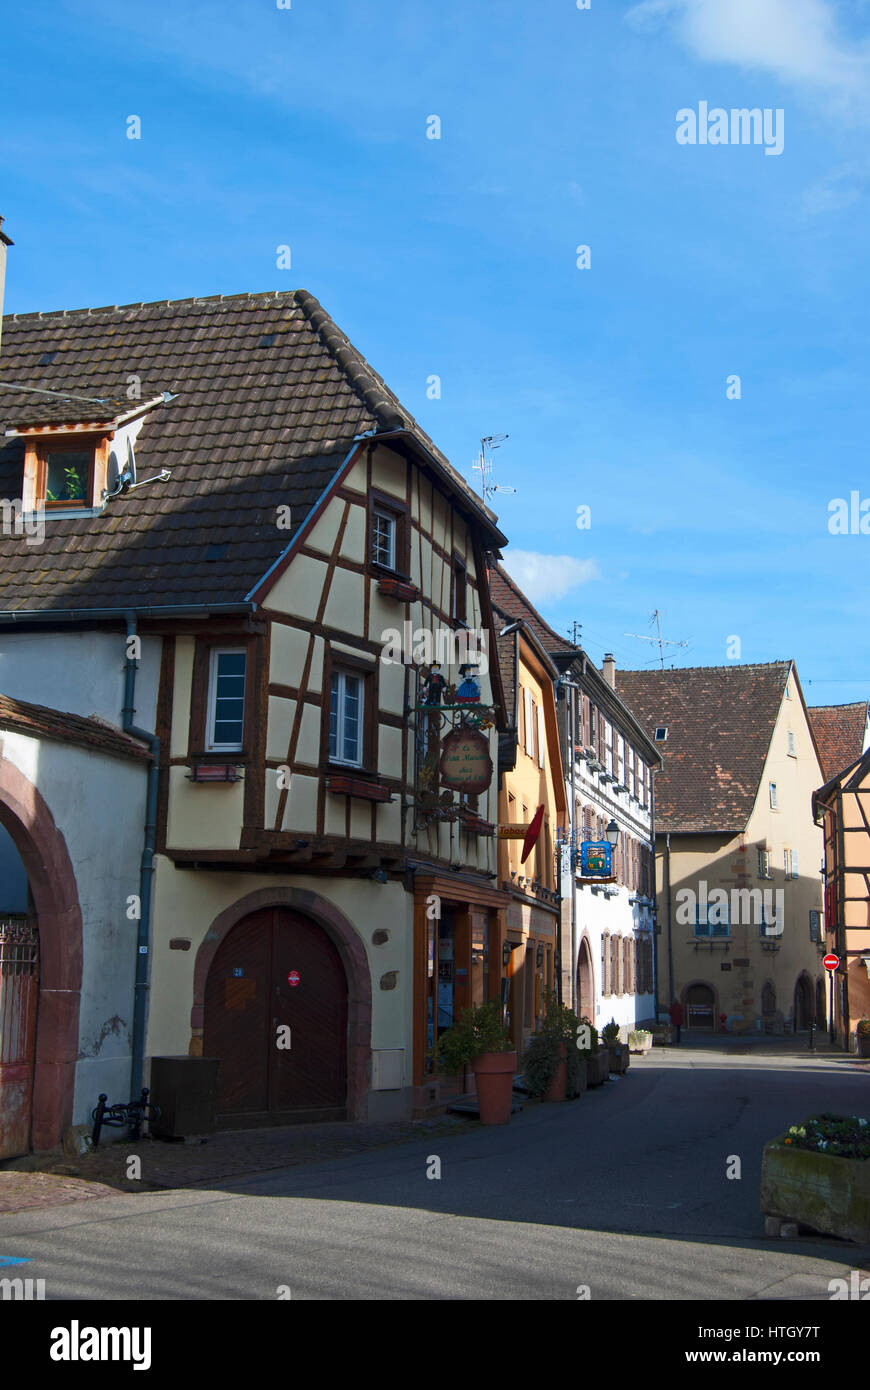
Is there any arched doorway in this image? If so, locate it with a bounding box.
[204,906,349,1124]
[576,937,594,1020]
[794,973,814,1032]
[0,757,82,1153]
[685,981,716,1031]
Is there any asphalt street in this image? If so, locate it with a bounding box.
[2,1043,869,1300]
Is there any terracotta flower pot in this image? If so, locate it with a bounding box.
[543,1042,568,1103]
[472,1050,517,1124]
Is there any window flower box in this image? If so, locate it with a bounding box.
[187,763,243,783]
[377,575,419,602]
[326,772,393,803]
[760,1115,870,1243]
[458,811,495,836]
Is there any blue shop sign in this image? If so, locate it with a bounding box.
[580,841,612,877]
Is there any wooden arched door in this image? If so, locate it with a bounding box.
[204,907,348,1124]
[685,982,715,1030]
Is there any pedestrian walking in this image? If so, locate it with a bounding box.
[669,998,684,1044]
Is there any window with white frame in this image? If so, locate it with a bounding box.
[371,508,396,570]
[329,669,364,767]
[784,847,799,880]
[769,781,778,810]
[206,649,247,751]
[536,703,545,770]
[758,847,772,879]
[809,909,822,942]
[617,734,625,785]
[787,730,796,757]
[524,688,535,758]
[604,719,613,775]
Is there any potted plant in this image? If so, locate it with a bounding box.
[576,1015,608,1086]
[628,1028,653,1054]
[857,1018,870,1059]
[432,1000,516,1124]
[522,994,585,1102]
[760,1113,870,1243]
[602,1018,630,1075]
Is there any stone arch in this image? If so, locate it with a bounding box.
[576,935,594,1020]
[682,978,718,1031]
[191,886,372,1120]
[0,754,82,1150]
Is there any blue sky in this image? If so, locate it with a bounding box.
[2,0,869,703]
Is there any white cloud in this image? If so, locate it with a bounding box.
[501,550,600,603]
[801,161,870,213]
[626,0,870,110]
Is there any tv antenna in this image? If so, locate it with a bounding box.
[625,609,689,670]
[472,433,516,503]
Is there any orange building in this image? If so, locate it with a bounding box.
[814,745,870,1048]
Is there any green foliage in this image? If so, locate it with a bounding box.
[431,1000,512,1073]
[522,992,589,1098]
[856,1018,870,1037]
[781,1113,870,1161]
[601,1017,620,1044]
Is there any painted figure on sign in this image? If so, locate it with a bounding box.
[419,662,448,706]
[454,664,481,704]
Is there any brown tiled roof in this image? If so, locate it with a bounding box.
[0,290,496,614]
[808,702,868,781]
[615,663,792,833]
[488,563,579,656]
[0,694,151,761]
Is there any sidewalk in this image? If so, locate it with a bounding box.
[0,1114,470,1215]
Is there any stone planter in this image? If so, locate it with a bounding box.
[472,1050,517,1125]
[586,1050,609,1086]
[543,1043,568,1103]
[857,1033,870,1059]
[628,1030,653,1054]
[760,1138,870,1244]
[607,1043,630,1074]
[568,1056,588,1097]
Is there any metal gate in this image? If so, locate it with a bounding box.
[0,917,39,1158]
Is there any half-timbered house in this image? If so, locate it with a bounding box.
[0,289,511,1140]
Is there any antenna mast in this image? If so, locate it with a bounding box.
[472,434,515,503]
[625,609,689,669]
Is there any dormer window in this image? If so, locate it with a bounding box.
[21,433,110,513]
[367,488,409,578]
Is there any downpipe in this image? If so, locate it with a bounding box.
[122,613,160,1098]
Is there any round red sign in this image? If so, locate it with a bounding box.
[287,971,300,987]
[823,954,839,973]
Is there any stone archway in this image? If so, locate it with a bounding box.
[576,936,594,1020]
[192,887,372,1121]
[0,755,82,1151]
[794,972,814,1031]
[683,979,718,1031]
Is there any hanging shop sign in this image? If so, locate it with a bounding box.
[580,840,613,877]
[497,824,528,839]
[439,728,492,794]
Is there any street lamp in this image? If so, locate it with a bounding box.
[605,819,619,846]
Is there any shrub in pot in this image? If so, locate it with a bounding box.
[601,1017,629,1074]
[523,993,586,1101]
[432,1001,516,1124]
[857,1018,870,1059]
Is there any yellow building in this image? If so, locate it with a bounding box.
[617,662,827,1034]
[489,565,566,1049]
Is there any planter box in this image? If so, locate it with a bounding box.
[628,1030,653,1054]
[543,1043,568,1103]
[568,1056,588,1097]
[607,1043,630,1075]
[586,1051,609,1086]
[857,1034,870,1059]
[760,1137,870,1244]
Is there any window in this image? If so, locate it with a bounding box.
[45,450,91,504]
[371,509,396,569]
[611,935,621,995]
[769,781,778,810]
[536,703,546,770]
[524,689,535,758]
[329,669,364,767]
[617,735,625,785]
[761,982,776,1013]
[604,720,613,775]
[654,727,668,741]
[602,933,610,995]
[758,848,772,879]
[787,730,796,757]
[784,848,799,880]
[693,903,730,938]
[451,557,467,624]
[368,490,408,576]
[809,909,821,943]
[206,649,247,751]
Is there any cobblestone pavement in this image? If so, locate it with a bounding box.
[0,1115,472,1214]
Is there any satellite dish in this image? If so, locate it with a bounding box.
[106,448,122,493]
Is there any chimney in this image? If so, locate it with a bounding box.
[602,653,616,689]
[0,216,13,359]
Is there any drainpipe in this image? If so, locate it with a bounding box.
[123,613,160,1098]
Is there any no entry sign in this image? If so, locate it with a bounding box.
[823,954,840,972]
[287,971,301,987]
